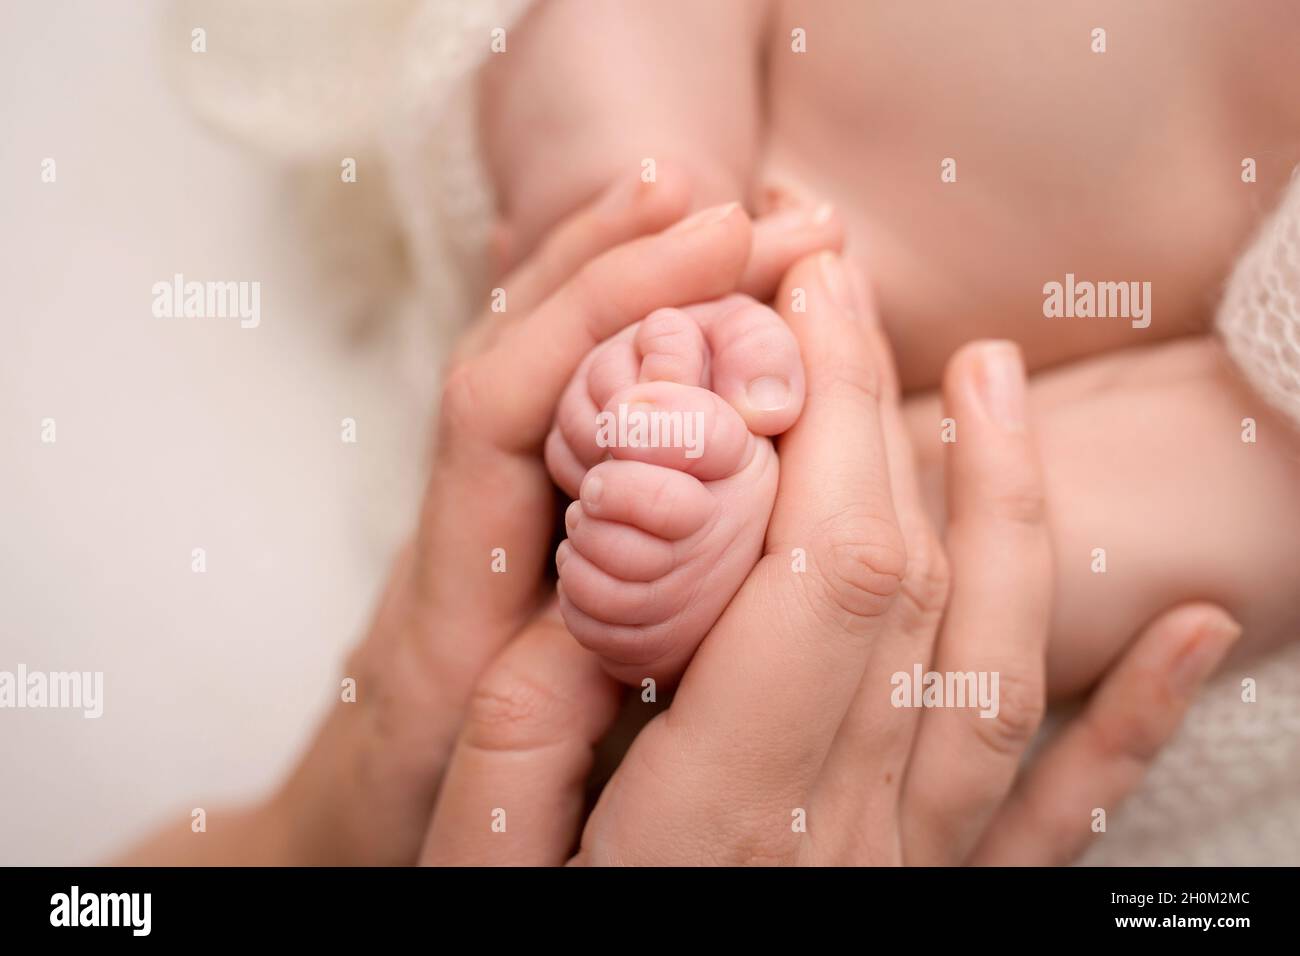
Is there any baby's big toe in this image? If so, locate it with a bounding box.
[577,459,715,541]
[683,294,806,437]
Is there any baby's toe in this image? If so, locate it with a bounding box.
[556,539,708,681]
[564,501,676,583]
[555,541,678,628]
[547,328,642,495]
[544,425,587,499]
[556,459,727,678]
[578,459,714,541]
[599,380,753,481]
[635,306,708,387]
[585,325,642,410]
[684,294,806,436]
[555,591,678,678]
[551,352,614,477]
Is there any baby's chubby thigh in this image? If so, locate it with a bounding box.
[904,335,1300,700]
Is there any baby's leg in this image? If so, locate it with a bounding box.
[481,0,763,265]
[546,294,805,684]
[906,335,1300,699]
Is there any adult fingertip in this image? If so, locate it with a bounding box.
[1167,606,1242,695]
[817,251,857,313]
[599,162,691,230]
[665,200,744,235]
[658,202,753,299]
[739,203,845,300]
[950,340,1027,431]
[846,257,876,316]
[754,199,840,232]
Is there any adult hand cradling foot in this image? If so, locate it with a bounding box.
[119,170,841,865]
[119,176,1235,867]
[416,234,1240,866]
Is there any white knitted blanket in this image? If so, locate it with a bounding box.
[168,0,1300,865]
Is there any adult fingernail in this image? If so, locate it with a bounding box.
[973,341,1026,430]
[747,375,791,411]
[666,201,740,234]
[818,252,854,312]
[1169,612,1242,695]
[847,260,873,316]
[760,201,835,231]
[580,474,603,511]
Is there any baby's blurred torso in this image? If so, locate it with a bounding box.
[762,0,1300,389]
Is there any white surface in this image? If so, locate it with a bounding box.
[0,1,418,863]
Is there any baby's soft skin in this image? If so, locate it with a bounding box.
[546,290,806,683]
[905,334,1300,698]
[484,0,1300,386]
[552,277,1300,698]
[483,0,1300,699]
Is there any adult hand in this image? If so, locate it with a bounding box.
[424,251,1240,865]
[119,163,846,864]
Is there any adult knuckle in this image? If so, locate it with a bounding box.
[974,668,1045,757]
[1010,792,1075,865]
[810,515,907,621]
[464,667,566,753]
[898,527,950,620]
[985,476,1047,527]
[825,360,884,407]
[724,827,799,867]
[529,229,569,295]
[1084,681,1172,765]
[572,257,621,333]
[436,363,481,441]
[690,793,801,866]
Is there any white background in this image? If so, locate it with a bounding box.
[0,1,419,863]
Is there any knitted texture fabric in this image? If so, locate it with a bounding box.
[1080,641,1300,865]
[1217,175,1300,432]
[1081,176,1300,864]
[168,0,531,381]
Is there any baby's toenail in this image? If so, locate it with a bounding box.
[565,500,581,532]
[581,475,604,510]
[747,375,791,411]
[556,542,571,571]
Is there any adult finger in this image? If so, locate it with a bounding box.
[970,603,1241,865]
[421,611,622,866]
[454,201,753,452]
[498,165,691,316]
[283,193,749,864]
[814,267,951,842]
[738,202,845,301]
[669,251,906,798]
[903,341,1053,864]
[415,202,753,696]
[384,203,747,844]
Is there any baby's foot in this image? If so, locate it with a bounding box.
[546,294,806,684]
